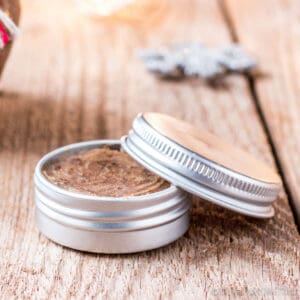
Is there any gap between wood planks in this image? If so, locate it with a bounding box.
[218,0,300,232]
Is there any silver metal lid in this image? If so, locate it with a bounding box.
[122,113,282,218]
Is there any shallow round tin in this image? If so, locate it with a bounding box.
[34,140,191,253]
[122,113,282,218]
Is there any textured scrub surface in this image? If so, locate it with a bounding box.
[43,148,170,197]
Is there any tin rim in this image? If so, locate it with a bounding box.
[35,139,179,203]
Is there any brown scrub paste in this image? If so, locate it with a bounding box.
[43,147,170,197]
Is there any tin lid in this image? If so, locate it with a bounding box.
[121,113,282,218]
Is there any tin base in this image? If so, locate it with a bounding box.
[36,210,189,254]
[34,140,191,254]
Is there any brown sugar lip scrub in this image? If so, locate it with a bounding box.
[34,140,190,254]
[35,112,281,254]
[43,147,170,197]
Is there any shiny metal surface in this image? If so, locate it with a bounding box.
[34,140,191,253]
[122,113,282,218]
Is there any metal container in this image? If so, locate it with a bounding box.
[34,113,281,253]
[34,140,191,253]
[122,113,281,218]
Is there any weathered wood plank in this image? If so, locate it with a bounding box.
[0,0,299,298]
[224,0,300,226]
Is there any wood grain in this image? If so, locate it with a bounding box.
[0,0,299,298]
[224,0,300,225]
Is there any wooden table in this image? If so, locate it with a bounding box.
[1,0,299,298]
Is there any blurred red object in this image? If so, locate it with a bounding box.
[0,0,20,78]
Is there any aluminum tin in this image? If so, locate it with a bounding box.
[34,140,191,253]
[122,114,281,218]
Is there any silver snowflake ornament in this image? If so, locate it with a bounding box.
[138,42,256,80]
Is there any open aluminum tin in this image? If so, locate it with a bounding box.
[122,113,282,218]
[34,140,191,254]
